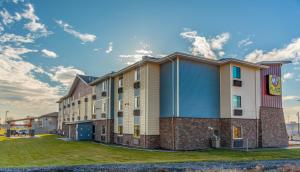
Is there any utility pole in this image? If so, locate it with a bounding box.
[5,111,9,124]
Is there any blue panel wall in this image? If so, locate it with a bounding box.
[160,61,177,117]
[179,59,220,118]
[77,122,93,140]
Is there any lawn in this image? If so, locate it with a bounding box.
[0,134,300,168]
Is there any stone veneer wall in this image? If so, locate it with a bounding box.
[220,118,259,149]
[113,134,160,148]
[160,118,220,150]
[93,119,114,143]
[161,117,258,150]
[260,107,288,147]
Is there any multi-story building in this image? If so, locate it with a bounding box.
[57,52,289,150]
[57,75,98,140]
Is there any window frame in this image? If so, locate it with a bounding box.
[232,95,242,109]
[134,96,140,109]
[233,126,243,139]
[117,116,123,135]
[232,66,241,79]
[133,115,140,138]
[134,67,140,81]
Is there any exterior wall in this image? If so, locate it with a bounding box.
[76,122,93,140]
[114,134,160,148]
[220,64,232,118]
[160,118,220,150]
[93,119,114,143]
[38,116,58,132]
[94,78,113,120]
[160,61,177,117]
[220,118,258,148]
[179,59,220,118]
[220,63,261,119]
[260,64,282,108]
[113,63,160,146]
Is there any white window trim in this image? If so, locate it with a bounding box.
[134,96,140,109]
[233,95,242,109]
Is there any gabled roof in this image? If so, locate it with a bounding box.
[57,75,98,103]
[89,72,115,86]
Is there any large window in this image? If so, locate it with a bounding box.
[134,68,140,81]
[102,102,107,113]
[233,95,241,108]
[118,93,123,111]
[118,116,123,135]
[134,115,140,138]
[232,66,241,79]
[233,126,242,139]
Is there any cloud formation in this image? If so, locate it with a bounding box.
[119,42,153,65]
[180,29,230,59]
[105,42,113,53]
[283,72,294,81]
[41,49,58,58]
[50,66,85,87]
[245,38,300,63]
[238,38,253,47]
[55,20,96,43]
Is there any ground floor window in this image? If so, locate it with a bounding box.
[233,126,242,139]
[101,125,106,135]
[118,116,123,135]
[134,115,140,138]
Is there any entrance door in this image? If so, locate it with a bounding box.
[92,125,95,140]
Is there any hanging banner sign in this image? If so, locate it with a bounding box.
[268,75,281,96]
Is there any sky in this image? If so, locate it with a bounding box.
[0,0,300,122]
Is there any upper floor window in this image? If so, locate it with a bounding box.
[118,75,123,88]
[232,66,241,79]
[233,95,241,108]
[134,68,140,81]
[102,102,107,113]
[102,80,107,91]
[134,96,140,109]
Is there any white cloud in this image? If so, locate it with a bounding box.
[55,20,96,43]
[283,96,300,101]
[0,46,37,60]
[93,48,100,52]
[245,38,300,63]
[180,29,230,59]
[0,9,21,25]
[21,4,49,35]
[50,66,85,87]
[41,49,58,58]
[105,42,113,53]
[238,38,253,47]
[0,33,34,44]
[119,43,154,65]
[0,46,60,119]
[283,72,294,81]
[218,51,225,57]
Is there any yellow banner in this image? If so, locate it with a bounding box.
[269,75,281,96]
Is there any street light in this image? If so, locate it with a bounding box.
[5,111,9,123]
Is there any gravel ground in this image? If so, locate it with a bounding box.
[1,159,300,172]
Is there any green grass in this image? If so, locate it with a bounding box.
[0,134,299,168]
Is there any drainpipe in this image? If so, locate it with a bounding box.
[255,71,259,148]
[166,56,176,150]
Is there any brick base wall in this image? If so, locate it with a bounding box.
[160,117,258,150]
[114,134,160,149]
[260,107,288,147]
[62,123,76,139]
[92,119,114,144]
[160,118,220,150]
[220,118,259,148]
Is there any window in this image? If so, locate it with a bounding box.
[92,104,96,114]
[118,116,123,135]
[102,102,107,113]
[118,75,123,88]
[134,96,140,109]
[101,125,106,135]
[232,66,241,79]
[134,115,140,138]
[118,100,123,111]
[233,95,241,108]
[102,80,107,91]
[134,68,140,81]
[233,126,242,139]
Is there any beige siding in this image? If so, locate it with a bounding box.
[221,63,261,119]
[220,64,231,118]
[145,63,160,135]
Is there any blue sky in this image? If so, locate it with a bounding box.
[0,0,300,121]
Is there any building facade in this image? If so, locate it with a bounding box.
[57,52,289,150]
[34,112,58,134]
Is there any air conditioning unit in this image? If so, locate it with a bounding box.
[234,109,243,116]
[233,80,242,87]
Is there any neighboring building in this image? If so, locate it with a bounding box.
[57,52,289,150]
[57,75,98,140]
[35,112,58,134]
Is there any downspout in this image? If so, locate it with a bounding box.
[255,71,259,148]
[143,61,147,148]
[166,56,176,150]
